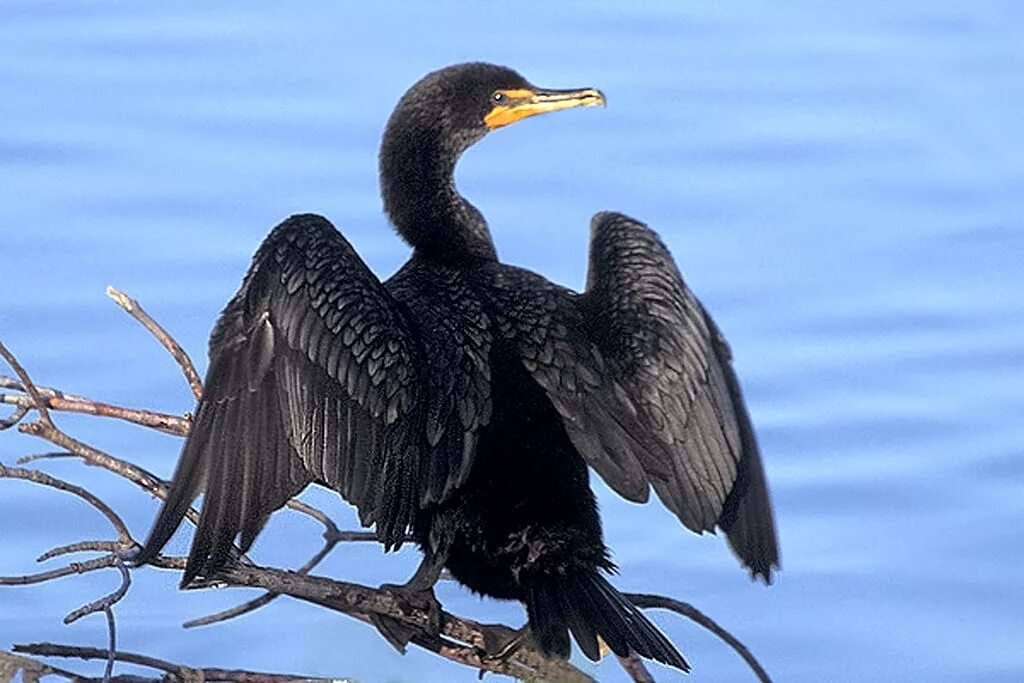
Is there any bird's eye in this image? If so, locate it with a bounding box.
[492,91,505,103]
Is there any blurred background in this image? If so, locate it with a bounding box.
[1,1,1022,681]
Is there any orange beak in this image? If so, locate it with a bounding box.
[484,87,606,130]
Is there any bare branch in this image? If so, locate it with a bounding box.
[184,497,346,629]
[106,286,203,400]
[17,450,78,464]
[0,341,53,426]
[103,607,117,683]
[0,463,131,543]
[0,376,89,400]
[13,643,342,683]
[199,563,593,682]
[0,553,120,586]
[1,383,189,435]
[617,651,656,683]
[65,558,131,624]
[0,401,29,429]
[323,529,387,543]
[0,650,83,682]
[17,420,173,506]
[39,540,125,562]
[626,593,772,683]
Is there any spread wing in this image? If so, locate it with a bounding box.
[137,213,428,584]
[486,265,672,506]
[582,211,778,581]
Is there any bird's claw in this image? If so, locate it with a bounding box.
[381,581,443,633]
[370,582,443,653]
[477,623,527,662]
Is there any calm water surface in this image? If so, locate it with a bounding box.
[2,2,1022,682]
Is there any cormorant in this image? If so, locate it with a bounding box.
[137,62,779,673]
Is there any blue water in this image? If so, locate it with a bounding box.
[2,2,1023,681]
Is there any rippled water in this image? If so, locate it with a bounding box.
[2,2,1023,682]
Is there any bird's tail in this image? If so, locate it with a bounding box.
[523,571,689,672]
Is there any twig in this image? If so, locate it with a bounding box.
[207,563,593,682]
[65,559,131,624]
[106,286,203,400]
[17,451,78,464]
[0,553,120,586]
[0,463,131,543]
[39,540,125,562]
[617,651,656,683]
[17,420,176,507]
[13,643,342,683]
[184,498,344,629]
[0,376,89,399]
[0,402,28,429]
[323,529,386,543]
[103,607,117,683]
[0,342,53,425]
[0,650,83,682]
[626,593,772,683]
[1,383,189,435]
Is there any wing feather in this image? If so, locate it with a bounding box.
[137,214,426,583]
[582,211,779,580]
[485,265,663,504]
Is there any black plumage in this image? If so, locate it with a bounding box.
[137,62,779,672]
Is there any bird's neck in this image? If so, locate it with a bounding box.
[380,126,497,263]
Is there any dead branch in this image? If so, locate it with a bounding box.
[12,643,344,683]
[617,652,656,683]
[0,650,83,682]
[64,559,130,625]
[0,342,53,426]
[0,290,774,683]
[626,593,773,683]
[105,285,203,400]
[0,378,189,435]
[0,463,130,543]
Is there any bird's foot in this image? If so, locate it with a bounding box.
[478,623,529,662]
[370,582,443,653]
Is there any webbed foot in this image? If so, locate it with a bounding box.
[370,583,443,653]
[369,550,446,652]
[478,623,529,661]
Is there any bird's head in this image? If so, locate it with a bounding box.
[382,62,606,160]
[379,62,605,259]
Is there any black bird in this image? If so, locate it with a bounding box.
[137,62,779,672]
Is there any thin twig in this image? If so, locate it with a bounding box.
[65,559,131,624]
[38,540,125,562]
[106,286,203,400]
[103,607,117,683]
[0,553,120,586]
[0,342,53,425]
[16,420,177,508]
[617,651,656,683]
[323,529,387,543]
[626,593,772,683]
[208,563,593,682]
[0,650,83,682]
[0,376,88,400]
[13,643,341,683]
[0,463,131,543]
[0,402,29,429]
[184,497,343,628]
[1,385,190,435]
[17,451,78,464]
